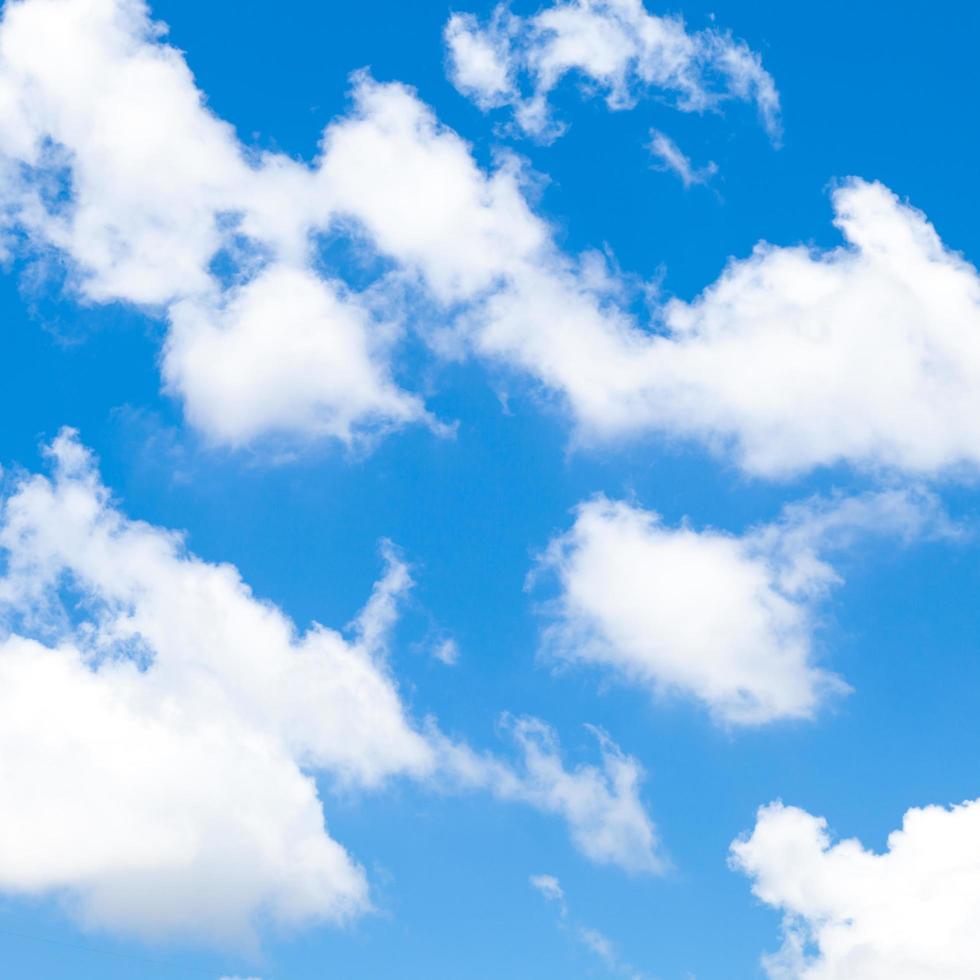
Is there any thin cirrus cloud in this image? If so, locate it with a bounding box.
[530,873,648,979]
[533,490,951,725]
[732,799,980,979]
[0,430,662,943]
[444,0,781,142]
[648,128,717,187]
[2,2,980,481]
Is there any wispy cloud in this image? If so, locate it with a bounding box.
[531,873,648,978]
[445,0,781,142]
[648,129,718,187]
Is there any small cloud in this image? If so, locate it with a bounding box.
[432,637,460,666]
[530,873,566,912]
[648,129,717,188]
[445,1,781,142]
[530,874,648,978]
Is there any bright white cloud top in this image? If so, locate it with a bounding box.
[0,432,415,940]
[651,180,980,476]
[444,175,980,478]
[444,0,781,141]
[0,431,661,941]
[1,1,979,480]
[732,800,980,979]
[535,491,948,725]
[0,0,974,975]
[0,0,426,446]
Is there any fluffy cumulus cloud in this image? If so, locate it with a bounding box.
[0,431,660,940]
[2,2,979,480]
[0,0,425,447]
[317,79,980,478]
[535,490,948,725]
[732,800,980,979]
[162,265,419,446]
[444,0,780,141]
[648,180,980,476]
[447,176,980,479]
[0,430,433,941]
[0,0,676,454]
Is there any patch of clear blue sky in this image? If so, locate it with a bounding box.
[1,0,979,976]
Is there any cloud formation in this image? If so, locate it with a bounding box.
[531,871,647,978]
[445,176,980,479]
[0,432,661,940]
[2,3,979,481]
[444,0,780,141]
[648,128,716,187]
[317,84,980,478]
[648,180,980,476]
[494,719,663,873]
[0,0,426,447]
[535,490,948,725]
[444,716,663,874]
[0,431,431,941]
[732,799,980,979]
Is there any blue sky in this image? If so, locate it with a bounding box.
[1,1,979,978]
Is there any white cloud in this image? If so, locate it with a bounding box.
[505,719,663,873]
[3,4,977,480]
[310,76,668,434]
[0,430,661,941]
[577,925,647,980]
[163,263,421,447]
[447,716,664,874]
[530,872,566,907]
[648,128,716,187]
[444,12,513,109]
[0,430,434,941]
[456,176,980,478]
[0,0,426,447]
[293,90,980,478]
[732,799,980,979]
[431,637,460,665]
[317,76,980,479]
[534,490,948,725]
[531,871,647,978]
[649,179,980,476]
[317,74,980,479]
[444,0,781,141]
[315,77,550,308]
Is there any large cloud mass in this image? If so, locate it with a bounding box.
[1,2,979,479]
[0,432,662,940]
[0,431,430,940]
[0,0,425,446]
[732,799,980,979]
